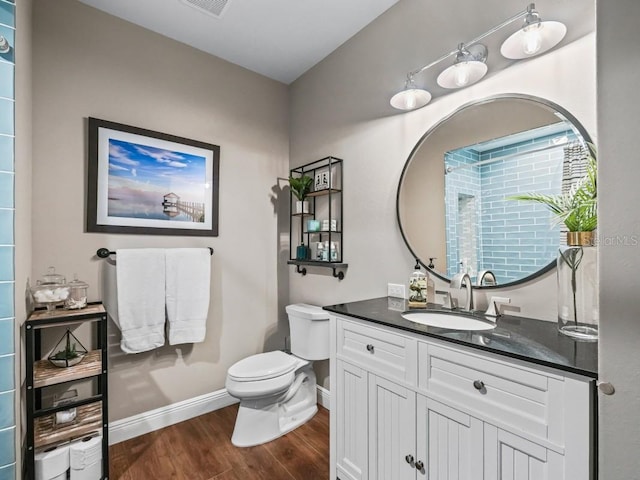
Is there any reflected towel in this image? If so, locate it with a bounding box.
[165,248,211,345]
[116,248,166,353]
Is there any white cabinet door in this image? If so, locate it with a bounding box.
[369,375,416,480]
[416,396,484,480]
[484,425,564,480]
[336,360,369,480]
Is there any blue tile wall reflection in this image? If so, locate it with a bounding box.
[0,462,14,480]
[0,391,12,429]
[0,172,12,208]
[0,1,14,473]
[0,135,12,172]
[0,1,14,29]
[0,209,12,244]
[0,99,13,136]
[0,355,13,392]
[0,63,12,99]
[0,427,14,467]
[0,319,12,355]
[0,283,12,319]
[0,247,12,281]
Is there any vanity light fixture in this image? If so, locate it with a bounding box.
[390,3,566,110]
[437,44,488,89]
[500,4,567,59]
[390,73,432,111]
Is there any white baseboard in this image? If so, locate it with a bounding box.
[317,385,330,410]
[109,389,238,445]
[110,384,331,445]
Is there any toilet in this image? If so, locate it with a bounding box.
[225,303,330,447]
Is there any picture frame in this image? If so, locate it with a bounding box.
[314,169,330,191]
[87,117,220,236]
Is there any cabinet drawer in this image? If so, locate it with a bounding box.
[418,342,564,442]
[337,319,416,385]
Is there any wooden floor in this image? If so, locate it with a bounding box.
[109,404,329,480]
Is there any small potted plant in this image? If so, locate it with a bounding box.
[289,174,313,214]
[48,330,88,368]
[509,144,597,339]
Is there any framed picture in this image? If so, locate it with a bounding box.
[87,118,220,236]
[314,169,330,191]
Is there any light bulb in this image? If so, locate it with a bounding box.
[404,92,417,109]
[522,23,543,55]
[454,64,471,87]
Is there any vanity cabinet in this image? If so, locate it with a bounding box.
[330,315,594,480]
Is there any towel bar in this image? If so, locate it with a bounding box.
[96,247,214,258]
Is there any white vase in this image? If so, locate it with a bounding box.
[295,200,309,214]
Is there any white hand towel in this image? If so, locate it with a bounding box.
[165,248,211,345]
[116,248,166,353]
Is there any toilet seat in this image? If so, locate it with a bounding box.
[227,351,298,382]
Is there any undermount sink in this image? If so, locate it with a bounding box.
[401,311,496,331]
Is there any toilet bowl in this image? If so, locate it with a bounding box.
[225,304,330,447]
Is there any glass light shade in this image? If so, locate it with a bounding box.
[436,61,488,89]
[390,88,432,110]
[500,21,567,60]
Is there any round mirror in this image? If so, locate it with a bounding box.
[396,94,592,288]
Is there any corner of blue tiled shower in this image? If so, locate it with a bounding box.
[0,0,16,478]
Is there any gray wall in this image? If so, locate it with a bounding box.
[289,0,596,387]
[30,0,289,422]
[597,0,640,477]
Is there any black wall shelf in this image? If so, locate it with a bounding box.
[289,157,347,280]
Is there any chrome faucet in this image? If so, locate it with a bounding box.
[451,272,474,311]
[477,270,497,286]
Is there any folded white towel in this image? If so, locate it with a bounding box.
[115,248,166,353]
[165,248,211,345]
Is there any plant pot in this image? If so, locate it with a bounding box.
[557,232,598,341]
[295,201,309,214]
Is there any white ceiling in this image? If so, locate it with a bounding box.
[77,0,400,84]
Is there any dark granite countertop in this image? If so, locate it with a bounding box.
[324,297,598,378]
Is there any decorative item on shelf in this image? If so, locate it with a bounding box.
[296,244,310,260]
[30,267,70,311]
[510,144,597,340]
[408,260,427,308]
[53,390,78,426]
[314,169,330,191]
[321,241,340,262]
[307,219,321,232]
[289,174,313,214]
[48,330,88,368]
[65,275,89,310]
[321,219,338,232]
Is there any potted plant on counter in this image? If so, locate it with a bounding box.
[289,175,313,215]
[509,144,597,340]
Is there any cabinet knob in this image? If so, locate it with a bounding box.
[366,344,375,353]
[405,454,414,465]
[415,460,424,471]
[473,380,485,391]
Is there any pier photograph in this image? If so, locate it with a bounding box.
[87,117,220,236]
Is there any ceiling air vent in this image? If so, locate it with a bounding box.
[180,0,230,18]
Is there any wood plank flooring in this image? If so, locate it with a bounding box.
[109,404,329,480]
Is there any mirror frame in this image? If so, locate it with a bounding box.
[396,93,593,289]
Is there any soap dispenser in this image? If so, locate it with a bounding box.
[425,268,435,305]
[408,259,427,309]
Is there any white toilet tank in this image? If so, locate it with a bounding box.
[285,303,330,361]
